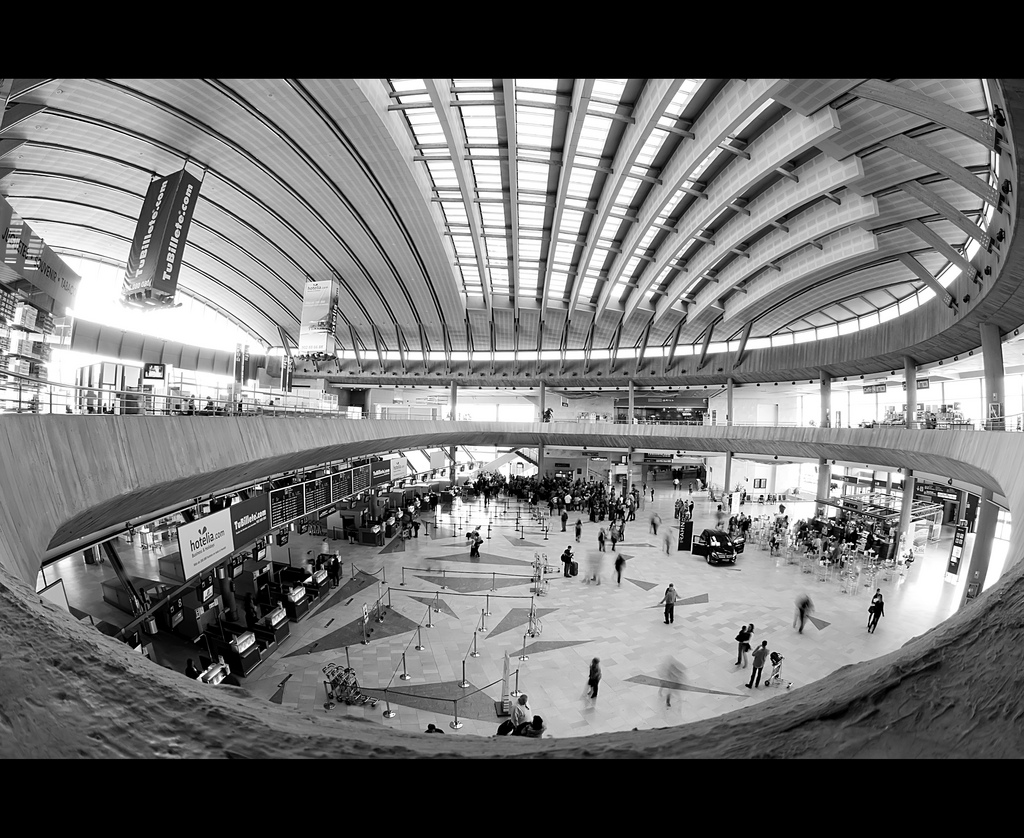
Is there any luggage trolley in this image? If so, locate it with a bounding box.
[323,663,378,709]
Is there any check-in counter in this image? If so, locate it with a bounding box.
[280,585,309,622]
[355,526,380,545]
[234,558,272,601]
[206,627,262,677]
[305,568,330,603]
[101,576,174,616]
[196,662,230,686]
[256,604,289,644]
[177,589,223,640]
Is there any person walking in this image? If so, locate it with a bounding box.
[663,527,673,555]
[660,656,684,707]
[598,527,607,552]
[650,512,661,535]
[575,519,582,543]
[735,624,753,667]
[587,657,602,700]
[561,509,569,532]
[660,583,679,624]
[868,594,885,633]
[673,477,680,493]
[610,526,618,552]
[794,593,814,633]
[651,486,655,502]
[746,640,770,688]
[561,547,574,578]
[614,553,625,585]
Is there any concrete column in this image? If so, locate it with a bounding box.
[980,322,1005,429]
[537,444,545,479]
[626,447,634,497]
[820,374,831,428]
[538,382,546,422]
[628,379,635,424]
[449,382,458,483]
[960,488,997,608]
[899,468,916,544]
[904,356,917,428]
[886,470,893,495]
[724,451,733,495]
[726,377,734,426]
[816,458,830,516]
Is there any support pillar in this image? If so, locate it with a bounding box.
[538,382,546,422]
[724,451,733,497]
[904,356,917,428]
[628,379,635,424]
[899,468,916,546]
[537,444,545,479]
[960,488,996,608]
[816,458,830,516]
[726,377,734,426]
[820,373,831,428]
[980,322,1005,430]
[626,446,634,496]
[449,381,458,483]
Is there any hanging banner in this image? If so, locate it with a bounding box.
[902,379,930,390]
[122,168,202,307]
[234,343,243,384]
[177,507,233,579]
[370,462,392,487]
[429,450,448,470]
[298,278,339,354]
[0,195,82,313]
[390,457,408,482]
[242,344,250,383]
[863,383,887,394]
[229,494,271,550]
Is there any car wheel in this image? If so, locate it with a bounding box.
[706,555,712,564]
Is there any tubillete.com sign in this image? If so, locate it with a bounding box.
[177,507,233,580]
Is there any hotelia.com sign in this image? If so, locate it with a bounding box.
[178,507,233,579]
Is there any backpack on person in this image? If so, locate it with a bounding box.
[496,719,515,736]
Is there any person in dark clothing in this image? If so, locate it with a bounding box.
[868,595,885,633]
[659,583,679,624]
[735,624,752,667]
[574,519,582,542]
[587,657,601,700]
[561,547,574,578]
[425,723,445,734]
[746,641,769,688]
[244,594,260,631]
[185,659,201,679]
[794,594,814,633]
[328,555,340,587]
[614,553,625,585]
[561,510,569,532]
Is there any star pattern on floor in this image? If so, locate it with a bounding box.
[806,615,831,630]
[646,592,710,608]
[405,595,459,620]
[417,550,534,567]
[520,639,593,655]
[412,574,532,594]
[626,578,660,591]
[314,571,379,611]
[487,607,560,638]
[360,680,500,722]
[626,674,746,697]
[285,608,419,657]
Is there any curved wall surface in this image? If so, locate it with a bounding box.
[1,417,1023,758]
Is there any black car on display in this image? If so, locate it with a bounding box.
[691,529,745,564]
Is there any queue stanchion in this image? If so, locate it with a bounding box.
[400,567,406,586]
[487,523,492,540]
[459,660,469,689]
[441,569,447,590]
[387,588,392,608]
[415,626,425,651]
[382,688,396,719]
[425,605,434,629]
[433,592,441,613]
[400,652,412,681]
[484,594,492,616]
[490,572,497,593]
[518,633,530,661]
[449,699,463,730]
[345,646,351,670]
[510,669,521,698]
[470,631,480,658]
[382,566,387,584]
[479,608,487,632]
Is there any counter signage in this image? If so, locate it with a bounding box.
[177,507,233,580]
[946,523,968,581]
[863,384,887,394]
[229,494,271,550]
[275,530,289,547]
[902,379,930,390]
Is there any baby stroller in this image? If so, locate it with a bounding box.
[763,651,792,689]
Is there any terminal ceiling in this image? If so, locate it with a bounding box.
[0,78,1000,379]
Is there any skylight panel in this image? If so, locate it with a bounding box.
[518,205,546,227]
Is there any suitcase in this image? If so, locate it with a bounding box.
[570,560,579,577]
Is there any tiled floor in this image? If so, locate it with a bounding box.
[41,486,972,739]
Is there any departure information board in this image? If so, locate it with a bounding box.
[351,464,370,494]
[331,469,352,501]
[269,486,305,528]
[306,477,330,512]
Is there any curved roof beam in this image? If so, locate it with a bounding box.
[500,78,519,311]
[591,79,787,322]
[424,79,492,311]
[566,79,684,317]
[538,79,596,307]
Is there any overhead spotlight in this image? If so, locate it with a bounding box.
[831,460,836,465]
[1002,177,1012,195]
[969,350,974,356]
[995,106,1007,127]
[860,375,864,379]
[948,478,954,486]
[757,383,760,386]
[997,229,1006,242]
[963,295,971,304]
[773,455,778,460]
[939,360,943,365]
[985,265,992,275]
[897,468,902,473]
[774,382,778,386]
[954,356,959,361]
[843,377,847,381]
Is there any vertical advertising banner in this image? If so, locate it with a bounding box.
[177,508,233,579]
[242,344,250,383]
[390,457,409,482]
[122,168,202,304]
[229,494,271,550]
[298,278,338,354]
[234,343,243,384]
[945,523,969,583]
